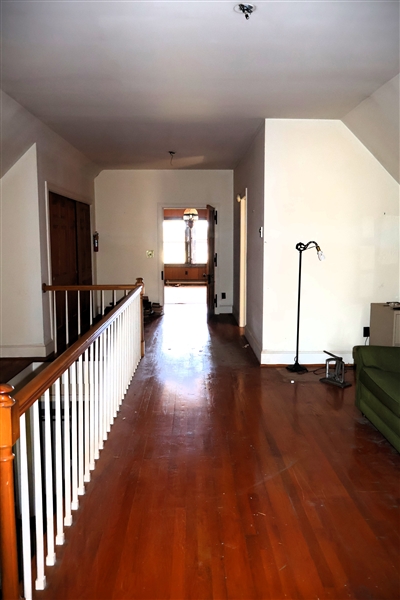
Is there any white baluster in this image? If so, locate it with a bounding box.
[53,291,58,355]
[94,337,100,460]
[117,316,121,405]
[77,355,85,495]
[89,343,95,470]
[65,290,69,346]
[106,325,112,433]
[43,389,56,566]
[54,378,65,545]
[63,370,72,526]
[78,289,81,336]
[99,331,105,450]
[19,413,33,600]
[120,312,124,395]
[101,290,105,315]
[90,290,93,325]
[70,362,79,510]
[112,320,118,418]
[84,348,91,482]
[31,401,46,590]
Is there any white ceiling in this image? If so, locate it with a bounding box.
[1,1,399,170]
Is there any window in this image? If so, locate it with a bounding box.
[192,220,208,264]
[163,220,186,263]
[163,219,208,264]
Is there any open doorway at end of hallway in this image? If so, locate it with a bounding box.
[164,285,207,305]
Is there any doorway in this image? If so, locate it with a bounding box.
[237,191,247,328]
[48,192,92,350]
[162,207,209,307]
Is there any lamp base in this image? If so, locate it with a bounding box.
[286,362,308,374]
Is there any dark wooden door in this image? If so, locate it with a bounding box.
[207,205,216,318]
[49,192,92,350]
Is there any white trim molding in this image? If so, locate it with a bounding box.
[260,350,354,366]
[244,325,262,363]
[0,341,53,358]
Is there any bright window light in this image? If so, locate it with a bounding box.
[163,219,208,264]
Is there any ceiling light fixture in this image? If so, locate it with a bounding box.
[236,4,255,20]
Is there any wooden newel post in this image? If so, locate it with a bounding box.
[0,384,20,600]
[135,277,145,357]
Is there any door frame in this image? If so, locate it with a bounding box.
[157,202,219,309]
[45,182,94,286]
[238,189,247,328]
[44,182,94,343]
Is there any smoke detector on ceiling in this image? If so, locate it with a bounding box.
[235,4,255,20]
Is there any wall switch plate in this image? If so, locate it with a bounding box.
[221,292,226,299]
[146,250,154,258]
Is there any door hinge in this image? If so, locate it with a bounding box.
[214,253,218,267]
[214,211,218,224]
[214,294,218,307]
[161,270,164,281]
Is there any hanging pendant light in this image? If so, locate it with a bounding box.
[183,208,199,229]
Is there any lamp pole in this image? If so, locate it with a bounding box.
[287,241,324,374]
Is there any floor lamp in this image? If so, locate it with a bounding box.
[287,241,325,374]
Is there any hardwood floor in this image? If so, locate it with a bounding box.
[34,304,399,600]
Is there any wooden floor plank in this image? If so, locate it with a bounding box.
[34,305,400,600]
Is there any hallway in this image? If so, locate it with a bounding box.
[34,308,399,600]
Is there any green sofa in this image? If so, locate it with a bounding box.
[353,345,400,452]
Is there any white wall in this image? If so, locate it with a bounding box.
[0,145,46,356]
[0,91,98,357]
[94,170,233,311]
[342,74,400,183]
[233,124,265,359]
[262,119,399,365]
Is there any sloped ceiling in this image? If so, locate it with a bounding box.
[343,75,399,182]
[1,1,399,171]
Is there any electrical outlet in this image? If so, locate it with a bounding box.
[221,292,226,299]
[363,326,370,337]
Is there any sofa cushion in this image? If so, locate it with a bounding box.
[360,367,400,417]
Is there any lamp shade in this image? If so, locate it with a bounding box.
[183,208,199,222]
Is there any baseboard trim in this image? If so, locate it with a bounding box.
[217,305,233,314]
[244,326,262,363]
[0,341,53,358]
[260,350,354,366]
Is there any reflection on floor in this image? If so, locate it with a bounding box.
[164,285,206,305]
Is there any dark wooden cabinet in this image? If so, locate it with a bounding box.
[164,265,207,283]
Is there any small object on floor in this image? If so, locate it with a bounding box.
[151,303,164,317]
[320,350,351,388]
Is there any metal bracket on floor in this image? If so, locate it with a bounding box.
[320,350,352,389]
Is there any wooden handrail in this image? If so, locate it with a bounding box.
[15,285,142,417]
[42,283,140,292]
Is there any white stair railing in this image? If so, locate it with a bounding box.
[0,283,144,600]
[42,279,144,355]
